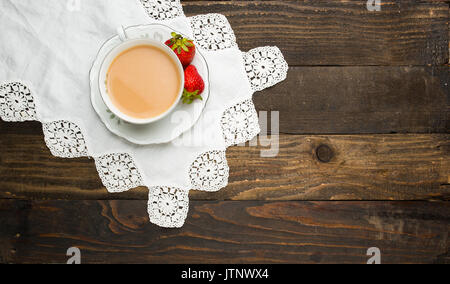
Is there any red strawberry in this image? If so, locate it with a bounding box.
[182,65,204,104]
[165,32,196,67]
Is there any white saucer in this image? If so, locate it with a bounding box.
[90,24,209,145]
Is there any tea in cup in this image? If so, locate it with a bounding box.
[99,37,184,124]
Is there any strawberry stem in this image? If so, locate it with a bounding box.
[182,89,203,104]
[168,33,194,55]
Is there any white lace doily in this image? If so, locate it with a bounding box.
[0,0,288,228]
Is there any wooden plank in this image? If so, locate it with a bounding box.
[0,67,447,135]
[0,200,448,263]
[182,0,449,65]
[255,66,449,134]
[0,131,448,201]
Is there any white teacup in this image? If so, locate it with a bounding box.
[98,27,184,125]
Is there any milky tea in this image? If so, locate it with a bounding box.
[106,45,182,119]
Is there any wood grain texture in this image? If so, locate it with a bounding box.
[0,128,448,201]
[1,67,448,135]
[0,200,448,264]
[256,66,449,134]
[182,0,449,66]
[0,0,449,265]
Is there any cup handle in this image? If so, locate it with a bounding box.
[117,25,128,42]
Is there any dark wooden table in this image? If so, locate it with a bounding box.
[0,0,449,264]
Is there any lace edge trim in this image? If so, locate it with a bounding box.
[148,185,189,228]
[188,13,239,52]
[138,0,185,21]
[242,46,289,92]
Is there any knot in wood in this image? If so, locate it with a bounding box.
[316,144,334,163]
